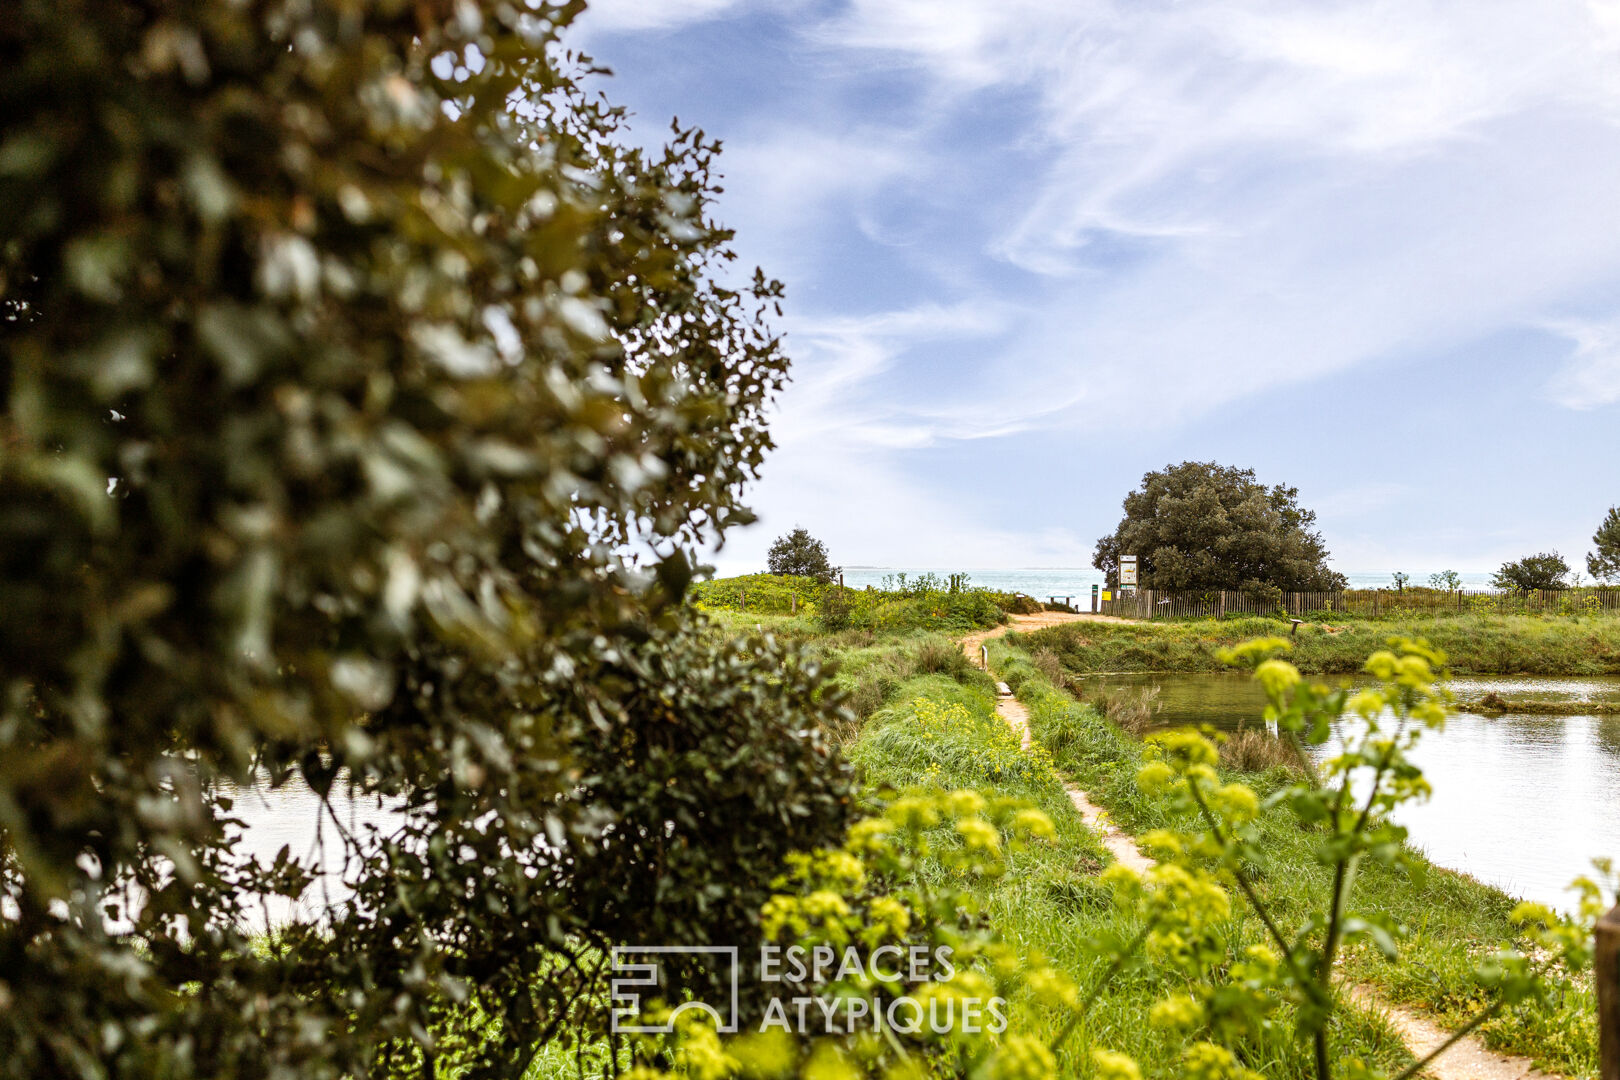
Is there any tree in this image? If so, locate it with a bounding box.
[1589,506,1620,583]
[1491,552,1572,592]
[767,526,840,582]
[1429,570,1462,590]
[0,5,851,1077]
[1094,462,1347,594]
[1391,571,1410,591]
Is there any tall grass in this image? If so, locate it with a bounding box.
[1021,613,1620,675]
[845,674,1415,1078]
[1002,651,1600,1077]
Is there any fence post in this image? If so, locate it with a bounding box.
[1600,902,1620,1080]
[1217,591,1226,620]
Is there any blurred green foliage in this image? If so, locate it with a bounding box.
[0,2,853,1076]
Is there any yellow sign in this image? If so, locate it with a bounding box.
[1101,591,1112,602]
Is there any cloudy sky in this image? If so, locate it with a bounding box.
[576,0,1620,574]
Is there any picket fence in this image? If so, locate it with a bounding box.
[1094,587,1620,620]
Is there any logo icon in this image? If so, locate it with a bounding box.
[609,946,740,1034]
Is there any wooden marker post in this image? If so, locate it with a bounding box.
[1599,902,1620,1080]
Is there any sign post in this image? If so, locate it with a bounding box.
[1119,555,1138,590]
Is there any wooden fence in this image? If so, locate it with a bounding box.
[1095,587,1620,620]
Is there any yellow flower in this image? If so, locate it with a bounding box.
[987,1035,1057,1080]
[956,817,1001,854]
[1090,1048,1143,1080]
[1254,658,1301,701]
[1149,991,1204,1031]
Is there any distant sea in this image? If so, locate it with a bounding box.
[838,567,1497,599]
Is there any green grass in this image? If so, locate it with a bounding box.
[993,642,1600,1077]
[691,573,1011,634]
[844,673,1418,1079]
[1020,613,1620,675]
[672,615,1602,1076]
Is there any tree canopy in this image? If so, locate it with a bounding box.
[1588,506,1620,583]
[1491,552,1572,592]
[0,3,851,1077]
[766,526,839,582]
[1094,461,1346,594]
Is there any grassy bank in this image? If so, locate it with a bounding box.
[1020,613,1620,675]
[686,611,1600,1076]
[846,672,1415,1078]
[691,572,1027,634]
[989,638,1600,1076]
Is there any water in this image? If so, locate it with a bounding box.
[1069,671,1620,910]
[225,773,407,927]
[230,673,1616,919]
[839,567,1496,598]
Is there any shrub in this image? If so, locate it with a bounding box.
[1218,728,1303,773]
[0,5,851,1076]
[996,592,1045,615]
[1492,551,1572,591]
[913,638,970,679]
[1031,647,1066,686]
[1100,684,1163,736]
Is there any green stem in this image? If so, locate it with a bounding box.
[1049,913,1161,1054]
[1187,780,1290,954]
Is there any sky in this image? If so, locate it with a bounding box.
[573,0,1620,575]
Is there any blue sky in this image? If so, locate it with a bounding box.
[575,0,1620,575]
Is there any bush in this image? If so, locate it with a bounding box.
[0,5,850,1076]
[691,572,828,615]
[913,638,971,678]
[1219,728,1304,773]
[995,592,1045,615]
[1099,684,1163,736]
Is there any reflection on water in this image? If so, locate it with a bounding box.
[1071,672,1620,911]
[225,772,406,927]
[231,674,1619,918]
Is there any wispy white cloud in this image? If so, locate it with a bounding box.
[578,0,765,33]
[810,0,1620,427]
[1545,316,1620,408]
[586,0,1620,569]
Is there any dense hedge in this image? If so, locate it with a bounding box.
[0,5,851,1077]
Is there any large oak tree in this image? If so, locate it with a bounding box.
[1094,461,1346,594]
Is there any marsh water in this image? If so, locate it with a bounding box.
[1071,671,1620,911]
[232,672,1619,920]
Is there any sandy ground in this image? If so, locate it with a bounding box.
[960,610,1133,665]
[974,628,1563,1080]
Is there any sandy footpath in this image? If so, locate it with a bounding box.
[968,621,1563,1080]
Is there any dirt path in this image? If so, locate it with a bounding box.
[977,652,1561,1079]
[960,611,1135,666]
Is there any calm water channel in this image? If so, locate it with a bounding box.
[1070,671,1620,911]
[234,673,1619,919]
